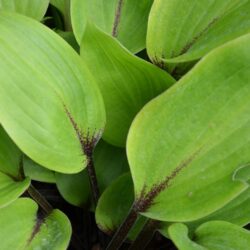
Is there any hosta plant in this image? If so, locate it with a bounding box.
[0,1,250,250]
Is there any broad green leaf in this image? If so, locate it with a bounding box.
[0,0,49,20]
[127,34,250,222]
[0,12,105,174]
[0,198,71,250]
[50,0,72,30]
[0,126,30,208]
[147,0,250,70]
[71,0,153,53]
[56,140,129,207]
[96,173,146,240]
[81,23,175,146]
[23,156,56,183]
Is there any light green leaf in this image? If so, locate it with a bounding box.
[81,23,175,146]
[0,12,105,174]
[0,0,49,20]
[127,34,250,221]
[96,173,146,240]
[147,0,250,70]
[0,198,71,250]
[71,0,153,53]
[23,156,56,183]
[0,126,30,208]
[56,140,129,207]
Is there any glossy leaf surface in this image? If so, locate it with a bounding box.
[127,34,250,221]
[0,12,105,174]
[81,24,175,146]
[71,0,153,53]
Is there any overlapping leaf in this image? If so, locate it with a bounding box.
[56,140,129,207]
[71,0,153,53]
[0,126,30,208]
[81,23,175,146]
[186,186,250,233]
[127,34,250,221]
[96,173,146,240]
[50,0,71,30]
[0,0,49,20]
[0,198,71,250]
[0,12,105,173]
[147,0,250,70]
[167,222,250,250]
[23,156,56,183]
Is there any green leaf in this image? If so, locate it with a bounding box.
[57,30,79,52]
[71,0,153,53]
[81,23,175,146]
[167,222,250,250]
[0,0,49,20]
[96,173,146,240]
[56,140,129,207]
[23,156,56,183]
[147,0,250,69]
[164,223,205,250]
[0,125,22,177]
[0,126,30,208]
[0,12,106,174]
[0,198,71,250]
[194,221,250,250]
[185,186,250,234]
[127,34,250,221]
[0,173,30,208]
